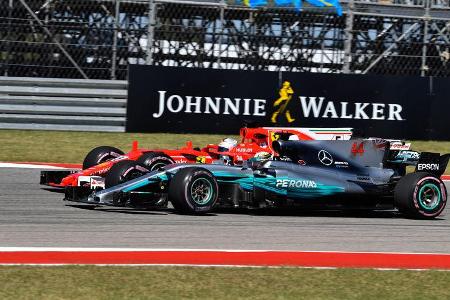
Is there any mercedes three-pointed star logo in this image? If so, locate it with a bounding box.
[318,150,333,166]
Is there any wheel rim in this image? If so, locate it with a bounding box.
[190,178,213,205]
[418,183,441,210]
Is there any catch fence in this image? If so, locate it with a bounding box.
[1,0,450,79]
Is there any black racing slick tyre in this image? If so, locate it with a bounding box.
[168,167,219,214]
[394,172,447,219]
[137,152,175,171]
[104,160,150,188]
[82,146,124,169]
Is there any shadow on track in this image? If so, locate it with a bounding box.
[214,207,448,221]
[80,207,218,217]
[65,204,447,220]
[41,187,65,193]
[66,205,170,216]
[214,207,400,219]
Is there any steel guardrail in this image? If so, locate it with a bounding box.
[0,77,127,132]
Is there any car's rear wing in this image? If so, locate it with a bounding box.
[262,127,353,141]
[386,148,450,177]
[240,127,353,144]
[415,152,450,177]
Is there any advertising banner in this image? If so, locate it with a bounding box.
[127,65,443,140]
[127,65,278,134]
[275,72,431,139]
[428,77,450,140]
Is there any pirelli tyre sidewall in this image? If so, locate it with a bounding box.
[82,146,124,170]
[168,167,218,214]
[394,172,447,219]
[137,152,175,171]
[105,160,150,188]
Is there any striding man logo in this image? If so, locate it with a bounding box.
[271,81,295,124]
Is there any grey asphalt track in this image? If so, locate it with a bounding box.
[1,167,449,253]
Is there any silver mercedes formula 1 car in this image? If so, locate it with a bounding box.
[64,139,449,219]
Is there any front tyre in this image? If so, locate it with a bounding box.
[168,167,218,214]
[137,152,175,171]
[394,172,447,219]
[83,146,124,169]
[105,160,149,188]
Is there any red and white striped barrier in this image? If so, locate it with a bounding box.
[0,248,450,269]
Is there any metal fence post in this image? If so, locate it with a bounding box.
[421,0,430,77]
[216,2,225,69]
[111,0,120,79]
[146,0,156,65]
[5,0,13,76]
[342,0,354,74]
[44,1,51,77]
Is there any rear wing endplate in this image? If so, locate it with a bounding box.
[415,152,450,177]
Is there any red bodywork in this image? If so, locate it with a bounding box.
[50,127,348,187]
[55,141,214,187]
[202,127,317,164]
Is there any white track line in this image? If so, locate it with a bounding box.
[0,247,449,255]
[0,163,66,169]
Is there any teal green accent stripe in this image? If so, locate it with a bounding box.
[123,174,168,192]
[123,180,151,192]
[212,171,345,198]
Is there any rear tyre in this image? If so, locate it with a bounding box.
[394,172,447,219]
[137,152,175,171]
[83,146,124,169]
[105,160,149,188]
[168,167,218,214]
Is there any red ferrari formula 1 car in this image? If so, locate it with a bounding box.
[204,127,353,164]
[40,127,352,189]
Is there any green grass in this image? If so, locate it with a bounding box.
[0,266,449,300]
[405,140,450,156]
[0,129,449,173]
[0,129,235,164]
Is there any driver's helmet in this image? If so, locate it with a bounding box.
[253,151,272,161]
[218,138,238,153]
[259,141,268,148]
